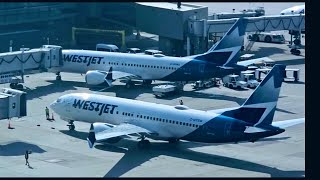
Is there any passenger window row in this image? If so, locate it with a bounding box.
[106,62,178,70]
[0,74,13,78]
[121,112,199,128]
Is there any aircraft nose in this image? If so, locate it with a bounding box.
[50,100,58,113]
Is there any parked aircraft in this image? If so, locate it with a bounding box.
[50,64,304,148]
[280,5,305,15]
[50,18,251,88]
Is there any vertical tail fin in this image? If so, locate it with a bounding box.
[221,65,286,127]
[193,18,247,67]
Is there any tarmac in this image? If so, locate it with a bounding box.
[0,34,305,177]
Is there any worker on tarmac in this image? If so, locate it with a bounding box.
[45,107,50,120]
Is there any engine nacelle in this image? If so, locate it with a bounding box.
[85,70,112,86]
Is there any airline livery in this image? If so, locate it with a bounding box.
[280,5,305,15]
[50,65,305,148]
[51,18,250,88]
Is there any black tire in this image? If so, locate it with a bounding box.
[143,80,152,85]
[56,75,61,81]
[228,84,233,89]
[168,139,179,144]
[252,34,259,42]
[264,36,272,43]
[69,125,75,131]
[10,83,16,89]
[293,39,301,45]
[16,84,23,90]
[138,140,150,149]
[291,49,301,56]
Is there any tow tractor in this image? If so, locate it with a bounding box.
[152,82,184,98]
[240,71,259,88]
[192,78,221,89]
[222,75,247,89]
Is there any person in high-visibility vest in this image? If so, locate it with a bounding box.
[45,107,50,120]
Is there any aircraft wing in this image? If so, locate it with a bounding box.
[87,122,156,148]
[112,71,141,80]
[271,118,305,129]
[237,57,275,67]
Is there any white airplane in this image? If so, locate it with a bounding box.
[280,5,305,15]
[50,18,256,88]
[50,64,304,148]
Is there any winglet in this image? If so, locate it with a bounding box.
[87,123,96,148]
[105,67,113,87]
[106,67,113,80]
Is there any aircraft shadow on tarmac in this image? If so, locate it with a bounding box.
[57,130,302,177]
[247,46,286,57]
[90,82,154,100]
[284,81,305,85]
[0,141,46,156]
[98,138,303,178]
[25,80,86,100]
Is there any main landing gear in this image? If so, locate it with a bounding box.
[56,72,62,81]
[137,135,150,149]
[142,80,152,86]
[67,120,75,131]
[168,138,180,144]
[9,83,23,90]
[125,80,135,89]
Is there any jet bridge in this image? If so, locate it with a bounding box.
[0,88,26,120]
[0,45,63,88]
[188,14,305,55]
[189,14,305,36]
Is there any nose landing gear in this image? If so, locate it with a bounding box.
[67,120,75,131]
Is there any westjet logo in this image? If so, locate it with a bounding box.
[73,99,118,116]
[64,54,103,66]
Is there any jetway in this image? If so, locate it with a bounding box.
[189,14,305,36]
[0,45,63,88]
[187,14,305,55]
[0,88,26,120]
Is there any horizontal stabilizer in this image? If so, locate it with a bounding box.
[271,118,305,129]
[237,57,275,67]
[244,126,267,133]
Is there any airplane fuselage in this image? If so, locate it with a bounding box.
[51,93,283,143]
[52,50,231,82]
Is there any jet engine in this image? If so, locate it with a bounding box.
[85,70,112,87]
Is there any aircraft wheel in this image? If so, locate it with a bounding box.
[68,124,75,131]
[56,75,62,81]
[16,84,23,90]
[143,80,152,85]
[10,83,16,89]
[168,139,179,144]
[264,36,272,43]
[138,140,150,149]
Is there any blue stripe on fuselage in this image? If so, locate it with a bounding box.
[161,59,236,81]
[181,114,284,143]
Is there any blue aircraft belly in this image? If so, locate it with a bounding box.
[160,60,241,81]
[181,115,285,143]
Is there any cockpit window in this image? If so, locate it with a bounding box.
[56,98,62,103]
